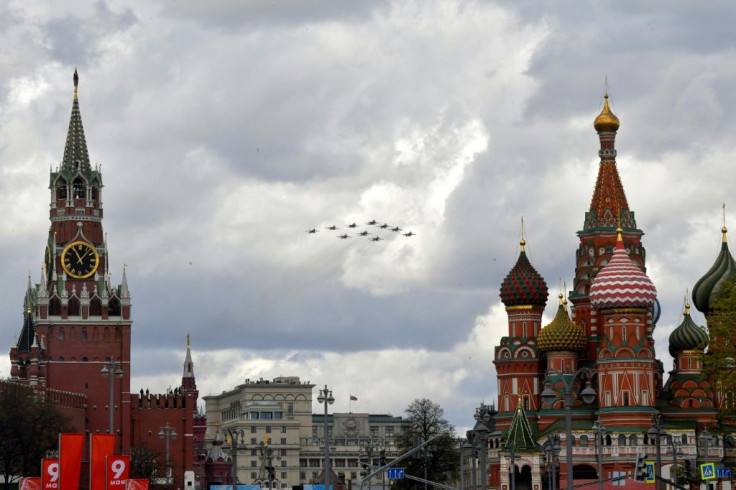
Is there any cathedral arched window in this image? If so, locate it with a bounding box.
[630,434,638,446]
[618,434,626,446]
[682,434,688,445]
[73,178,85,199]
[579,435,589,447]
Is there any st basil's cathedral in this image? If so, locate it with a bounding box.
[486,95,736,489]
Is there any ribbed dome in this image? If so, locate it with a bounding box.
[589,229,657,309]
[692,227,736,314]
[500,239,549,307]
[538,295,587,352]
[669,303,708,356]
[594,93,620,132]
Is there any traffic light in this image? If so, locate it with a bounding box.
[634,453,647,482]
[684,459,694,479]
[380,450,387,467]
[267,466,275,480]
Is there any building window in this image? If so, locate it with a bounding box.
[630,435,638,446]
[288,403,294,414]
[313,427,318,437]
[81,329,88,341]
[251,449,257,456]
[262,412,273,420]
[281,472,288,479]
[281,438,287,445]
[266,426,272,433]
[300,472,306,480]
[385,427,394,437]
[251,412,260,420]
[579,435,589,447]
[251,461,257,467]
[370,426,378,437]
[618,434,627,446]
[251,426,257,433]
[59,328,65,340]
[282,427,287,434]
[281,449,287,456]
[281,461,287,467]
[251,472,257,480]
[623,391,630,406]
[251,438,257,444]
[275,412,283,419]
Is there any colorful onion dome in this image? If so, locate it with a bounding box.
[500,239,549,307]
[692,226,736,314]
[538,294,587,352]
[589,228,657,309]
[594,93,620,132]
[669,302,708,356]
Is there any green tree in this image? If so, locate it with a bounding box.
[701,275,736,417]
[393,398,459,490]
[128,445,163,481]
[0,381,70,489]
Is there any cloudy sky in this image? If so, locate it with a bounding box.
[1,0,735,434]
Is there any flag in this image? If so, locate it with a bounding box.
[90,433,115,490]
[59,433,84,490]
[350,395,358,401]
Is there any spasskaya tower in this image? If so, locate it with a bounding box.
[9,70,132,450]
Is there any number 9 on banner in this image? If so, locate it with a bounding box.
[106,455,130,489]
[42,459,59,490]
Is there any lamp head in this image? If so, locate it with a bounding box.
[100,365,110,377]
[317,393,325,404]
[580,381,596,404]
[541,383,556,405]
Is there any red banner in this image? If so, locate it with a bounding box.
[125,479,149,490]
[106,455,130,490]
[41,459,59,490]
[58,433,84,490]
[20,477,41,490]
[90,434,116,490]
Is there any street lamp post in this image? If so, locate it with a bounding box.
[158,423,178,486]
[226,428,244,490]
[592,419,606,490]
[648,413,665,490]
[699,429,713,490]
[317,385,335,490]
[542,435,560,490]
[504,442,519,490]
[667,437,683,489]
[474,404,493,490]
[99,358,124,436]
[541,368,596,490]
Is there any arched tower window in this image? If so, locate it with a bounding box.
[108,297,121,316]
[681,434,688,445]
[49,297,61,316]
[81,328,88,341]
[58,328,65,341]
[618,434,626,446]
[56,179,68,200]
[73,178,85,199]
[91,186,99,202]
[68,297,80,317]
[630,434,638,446]
[90,297,102,316]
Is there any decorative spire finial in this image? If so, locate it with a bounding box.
[73,69,79,101]
[187,333,190,348]
[520,217,526,252]
[723,203,728,243]
[594,92,620,132]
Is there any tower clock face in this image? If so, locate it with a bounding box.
[61,241,99,279]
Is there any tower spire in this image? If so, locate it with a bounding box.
[61,69,91,174]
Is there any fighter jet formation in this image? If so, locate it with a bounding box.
[306,219,415,243]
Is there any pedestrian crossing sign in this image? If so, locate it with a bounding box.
[645,462,655,483]
[701,462,716,480]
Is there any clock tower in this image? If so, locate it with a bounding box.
[9,70,132,450]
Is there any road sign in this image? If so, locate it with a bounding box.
[645,462,655,484]
[387,468,405,479]
[701,463,716,480]
[717,468,732,478]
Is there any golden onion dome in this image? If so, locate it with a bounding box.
[594,93,620,132]
[537,294,587,352]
